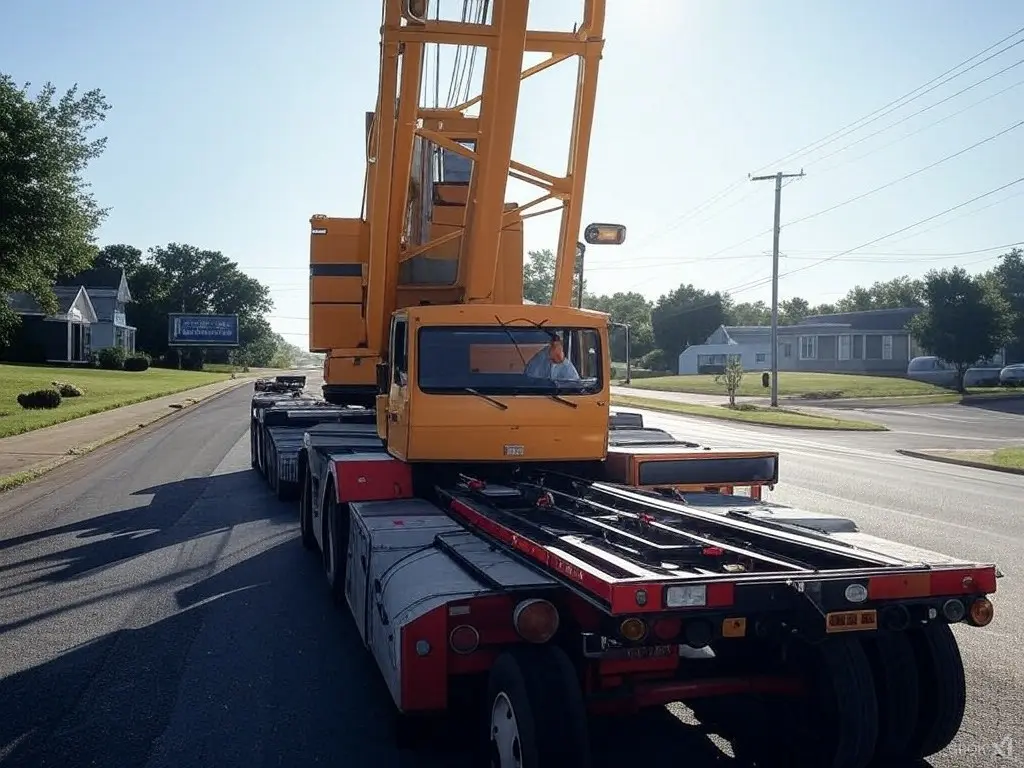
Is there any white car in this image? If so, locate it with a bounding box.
[999,363,1024,387]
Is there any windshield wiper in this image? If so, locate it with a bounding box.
[464,388,509,410]
[493,314,530,368]
[548,392,578,409]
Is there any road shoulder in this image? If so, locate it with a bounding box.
[896,447,1024,476]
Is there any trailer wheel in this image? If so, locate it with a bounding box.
[861,631,919,761]
[299,467,316,551]
[729,637,878,768]
[323,490,348,603]
[906,623,966,758]
[485,646,590,768]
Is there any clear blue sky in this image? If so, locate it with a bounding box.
[4,1,1024,346]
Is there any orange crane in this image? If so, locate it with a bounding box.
[308,0,623,426]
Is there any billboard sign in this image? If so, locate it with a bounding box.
[168,313,240,347]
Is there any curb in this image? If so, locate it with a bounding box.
[610,398,888,432]
[895,449,1024,476]
[0,378,255,493]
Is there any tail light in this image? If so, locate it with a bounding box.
[513,598,559,643]
[449,624,480,654]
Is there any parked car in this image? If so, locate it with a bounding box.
[907,356,1004,388]
[1000,363,1024,387]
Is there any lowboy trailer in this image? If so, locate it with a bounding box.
[249,379,999,768]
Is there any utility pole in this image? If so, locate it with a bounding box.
[750,169,804,407]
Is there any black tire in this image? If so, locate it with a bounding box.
[485,645,590,768]
[323,491,348,604]
[861,631,919,761]
[299,468,316,551]
[250,424,258,468]
[906,622,966,758]
[729,637,878,768]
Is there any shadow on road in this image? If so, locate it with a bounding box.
[958,394,1024,416]
[0,469,289,590]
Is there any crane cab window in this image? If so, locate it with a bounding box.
[391,318,409,386]
[417,326,603,395]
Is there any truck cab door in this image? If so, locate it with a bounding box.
[385,317,411,459]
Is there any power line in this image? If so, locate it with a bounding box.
[630,109,1024,268]
[627,24,1024,255]
[752,28,1024,174]
[803,54,1024,170]
[816,74,1024,175]
[775,175,1024,281]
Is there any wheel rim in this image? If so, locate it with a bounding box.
[490,692,523,768]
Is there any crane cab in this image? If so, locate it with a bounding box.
[374,303,612,463]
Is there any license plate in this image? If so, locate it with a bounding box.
[624,644,674,660]
[825,609,877,633]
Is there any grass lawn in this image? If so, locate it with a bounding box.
[622,371,1020,400]
[611,395,887,431]
[0,363,230,438]
[941,447,1024,471]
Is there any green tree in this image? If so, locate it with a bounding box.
[836,276,926,312]
[909,266,1011,392]
[522,248,585,304]
[650,284,727,362]
[779,297,810,325]
[983,248,1024,362]
[725,300,771,326]
[94,242,276,365]
[0,76,111,344]
[714,358,744,406]
[584,291,654,360]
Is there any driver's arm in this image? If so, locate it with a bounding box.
[551,360,581,381]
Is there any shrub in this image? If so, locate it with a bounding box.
[17,388,63,409]
[98,346,127,370]
[51,381,84,397]
[124,353,151,372]
[87,350,102,368]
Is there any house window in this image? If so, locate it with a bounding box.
[782,342,792,358]
[755,352,767,363]
[799,336,817,360]
[882,335,893,360]
[838,334,852,361]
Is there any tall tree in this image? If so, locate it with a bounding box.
[836,276,926,312]
[909,267,1011,391]
[650,284,727,362]
[585,291,655,360]
[726,300,771,326]
[0,76,111,343]
[522,248,585,304]
[779,297,810,325]
[984,248,1024,362]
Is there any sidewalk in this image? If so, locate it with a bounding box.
[0,375,257,482]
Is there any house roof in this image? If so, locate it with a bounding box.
[799,307,921,331]
[56,267,125,290]
[719,325,772,344]
[6,287,98,322]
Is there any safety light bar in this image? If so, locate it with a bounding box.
[584,222,627,245]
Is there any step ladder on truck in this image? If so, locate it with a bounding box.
[249,2,1001,766]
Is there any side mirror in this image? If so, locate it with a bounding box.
[376,361,391,394]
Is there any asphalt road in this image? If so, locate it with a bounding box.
[0,383,1020,767]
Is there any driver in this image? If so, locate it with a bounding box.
[524,337,581,381]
